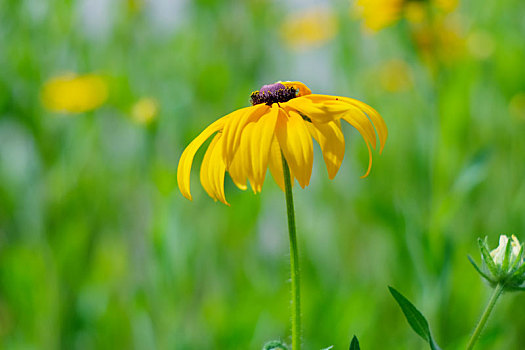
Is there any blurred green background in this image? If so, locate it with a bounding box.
[1,0,525,349]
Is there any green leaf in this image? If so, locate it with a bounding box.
[349,335,360,350]
[478,238,499,276]
[468,255,493,282]
[388,287,441,350]
[502,237,513,272]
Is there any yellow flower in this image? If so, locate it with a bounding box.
[377,59,413,92]
[177,81,387,205]
[355,0,404,32]
[281,7,338,50]
[41,73,108,114]
[131,97,158,125]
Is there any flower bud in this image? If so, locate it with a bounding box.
[262,340,289,350]
[490,235,521,267]
[469,235,525,291]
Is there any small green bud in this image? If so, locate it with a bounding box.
[470,235,525,291]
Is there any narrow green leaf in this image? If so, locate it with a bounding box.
[502,237,512,272]
[478,238,498,276]
[468,255,493,282]
[349,335,360,350]
[389,287,442,350]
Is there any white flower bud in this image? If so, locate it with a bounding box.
[490,235,521,267]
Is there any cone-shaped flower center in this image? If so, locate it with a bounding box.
[250,82,297,106]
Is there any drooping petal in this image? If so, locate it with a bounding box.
[275,109,314,188]
[282,96,353,123]
[306,94,387,152]
[284,96,377,150]
[281,81,312,96]
[329,102,376,148]
[306,120,345,179]
[237,106,279,193]
[221,104,271,166]
[361,141,373,178]
[199,133,229,205]
[267,137,294,192]
[227,150,248,190]
[177,116,228,200]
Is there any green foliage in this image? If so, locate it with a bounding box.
[389,287,441,350]
[349,335,360,350]
[1,0,525,349]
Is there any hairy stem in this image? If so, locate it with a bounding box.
[466,283,504,350]
[282,154,301,350]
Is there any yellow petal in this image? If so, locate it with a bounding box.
[306,120,345,179]
[361,140,373,178]
[199,133,229,205]
[177,116,228,201]
[221,104,270,165]
[239,106,279,193]
[227,150,248,191]
[267,137,293,192]
[281,81,312,96]
[282,96,352,123]
[275,109,314,188]
[307,94,387,152]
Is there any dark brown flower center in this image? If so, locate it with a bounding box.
[250,83,297,106]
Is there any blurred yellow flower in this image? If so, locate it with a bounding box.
[41,73,108,114]
[434,0,458,13]
[177,81,387,205]
[467,30,495,60]
[404,1,426,24]
[131,97,158,125]
[355,0,403,32]
[378,59,413,92]
[412,15,465,67]
[281,7,338,50]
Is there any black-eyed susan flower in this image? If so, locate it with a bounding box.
[41,73,108,114]
[177,81,387,205]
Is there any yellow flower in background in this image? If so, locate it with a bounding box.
[281,7,338,50]
[41,73,108,114]
[355,0,404,32]
[404,1,426,24]
[177,81,387,205]
[378,59,413,92]
[412,15,465,66]
[131,97,158,125]
[434,0,458,13]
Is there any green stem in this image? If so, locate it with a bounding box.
[466,283,505,350]
[281,154,301,350]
